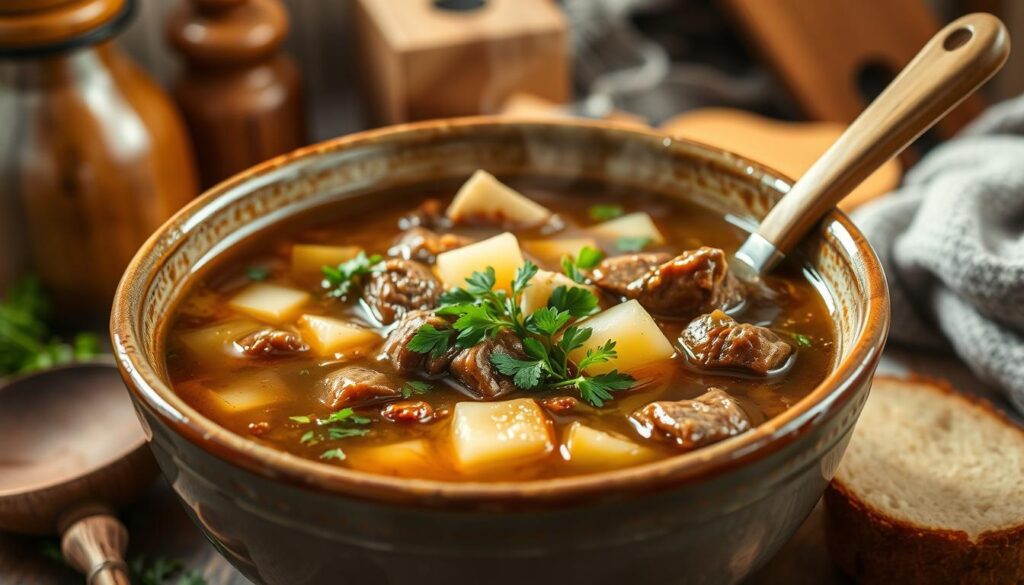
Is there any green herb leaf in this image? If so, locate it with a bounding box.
[576,339,618,371]
[792,333,813,348]
[407,324,454,358]
[525,307,571,337]
[246,266,269,281]
[321,251,383,300]
[577,371,634,407]
[289,415,311,424]
[439,287,476,306]
[320,448,347,461]
[557,325,592,354]
[616,236,652,253]
[318,407,371,426]
[327,427,370,440]
[402,380,433,398]
[589,204,625,221]
[490,353,545,389]
[575,246,604,269]
[548,286,599,318]
[299,430,316,445]
[512,260,539,295]
[465,267,497,295]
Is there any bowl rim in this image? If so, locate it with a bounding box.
[111,116,890,507]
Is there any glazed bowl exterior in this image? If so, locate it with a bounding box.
[111,118,889,585]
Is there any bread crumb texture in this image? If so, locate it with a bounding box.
[836,377,1024,539]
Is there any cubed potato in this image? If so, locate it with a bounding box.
[563,422,657,472]
[346,440,446,479]
[520,270,591,315]
[569,300,675,374]
[588,212,666,245]
[228,283,309,324]
[297,314,381,356]
[178,319,262,359]
[522,237,599,267]
[435,232,525,293]
[291,244,361,280]
[206,372,291,413]
[446,170,551,226]
[451,398,554,475]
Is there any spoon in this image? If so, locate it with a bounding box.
[0,361,156,585]
[733,12,1010,276]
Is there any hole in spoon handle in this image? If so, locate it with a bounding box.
[943,27,973,51]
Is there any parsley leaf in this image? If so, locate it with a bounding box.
[318,407,371,426]
[525,307,572,337]
[327,427,370,440]
[407,324,454,358]
[589,204,625,221]
[792,332,813,348]
[321,251,383,299]
[289,415,311,424]
[402,380,433,398]
[560,246,604,283]
[577,371,634,407]
[491,353,545,389]
[548,286,599,318]
[616,236,652,252]
[320,448,346,460]
[246,266,269,281]
[576,339,618,371]
[293,407,371,449]
[465,267,497,296]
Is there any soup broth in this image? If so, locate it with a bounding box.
[164,174,836,481]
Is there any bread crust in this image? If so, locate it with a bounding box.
[824,376,1024,585]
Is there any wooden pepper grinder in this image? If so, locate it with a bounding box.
[0,0,199,323]
[167,0,307,188]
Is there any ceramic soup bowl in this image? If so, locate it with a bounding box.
[111,118,889,585]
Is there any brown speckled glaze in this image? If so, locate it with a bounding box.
[111,118,889,585]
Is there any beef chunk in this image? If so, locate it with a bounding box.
[237,328,308,356]
[540,396,579,415]
[390,227,471,263]
[317,366,401,409]
[381,400,435,424]
[382,310,457,374]
[364,259,442,325]
[449,330,526,399]
[593,247,743,317]
[382,311,524,399]
[681,310,792,375]
[631,388,751,450]
[400,198,449,230]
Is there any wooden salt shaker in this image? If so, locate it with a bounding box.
[0,0,198,323]
[167,0,307,188]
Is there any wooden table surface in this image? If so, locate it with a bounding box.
[1,347,1015,585]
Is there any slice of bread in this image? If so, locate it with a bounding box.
[825,376,1024,584]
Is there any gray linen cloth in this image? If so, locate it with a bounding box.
[854,97,1024,414]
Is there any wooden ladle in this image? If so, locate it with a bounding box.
[0,361,156,584]
[733,12,1010,275]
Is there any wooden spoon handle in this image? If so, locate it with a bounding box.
[61,514,131,585]
[755,12,1009,255]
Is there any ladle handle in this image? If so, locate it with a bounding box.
[754,12,1009,258]
[62,514,131,585]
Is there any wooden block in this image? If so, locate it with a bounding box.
[355,0,570,124]
[661,108,902,210]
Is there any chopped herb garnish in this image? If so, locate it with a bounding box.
[321,251,383,300]
[320,448,347,461]
[589,204,625,221]
[246,266,269,281]
[292,407,370,449]
[410,262,633,407]
[402,380,433,398]
[792,333,813,348]
[560,245,604,283]
[616,236,652,252]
